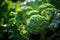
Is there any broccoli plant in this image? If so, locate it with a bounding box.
[25,3,59,40]
[0,0,60,40]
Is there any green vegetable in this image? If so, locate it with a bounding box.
[26,14,49,34]
[15,6,33,25]
[25,3,58,40]
[0,0,60,40]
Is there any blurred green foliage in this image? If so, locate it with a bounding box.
[0,0,60,40]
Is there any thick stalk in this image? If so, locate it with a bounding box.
[40,28,46,40]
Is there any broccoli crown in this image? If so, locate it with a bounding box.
[38,3,57,21]
[41,8,57,20]
[26,14,49,34]
[15,6,33,25]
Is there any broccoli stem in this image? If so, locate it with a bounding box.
[40,32,46,40]
[40,29,46,40]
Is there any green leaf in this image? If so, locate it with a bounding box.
[15,1,21,12]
